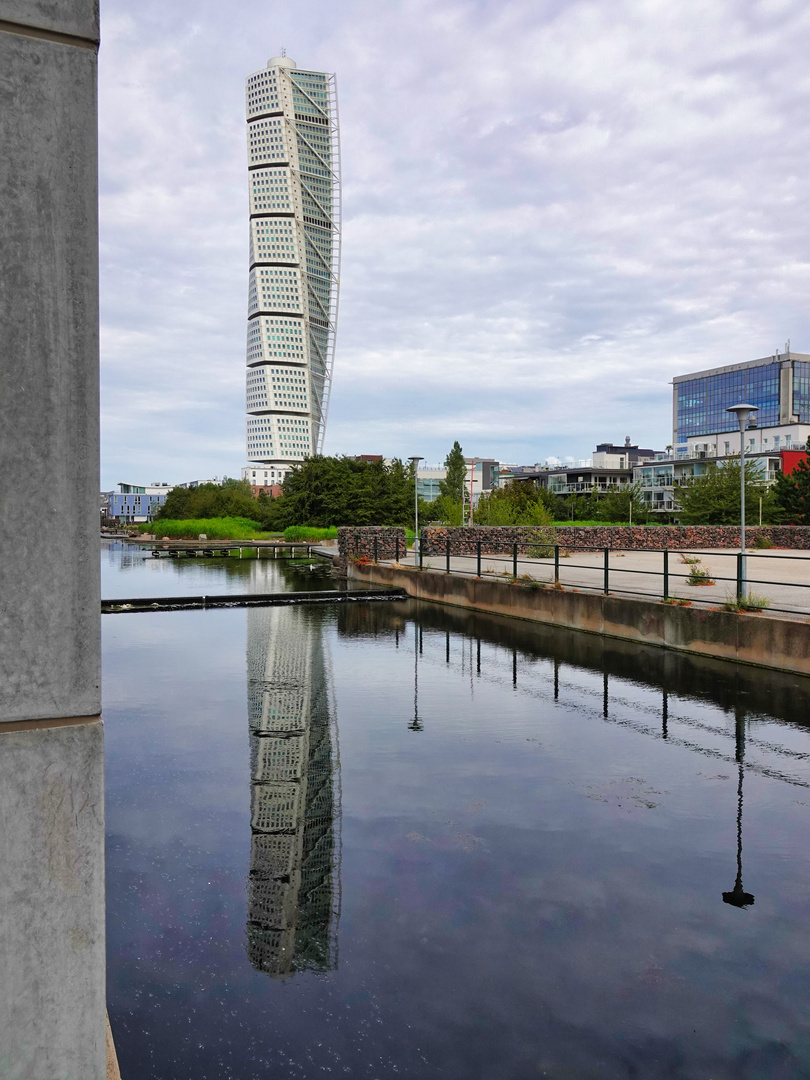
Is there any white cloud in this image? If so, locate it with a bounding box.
[99,0,810,487]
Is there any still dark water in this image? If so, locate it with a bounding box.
[102,541,810,1079]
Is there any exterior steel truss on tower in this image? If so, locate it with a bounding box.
[245,57,341,474]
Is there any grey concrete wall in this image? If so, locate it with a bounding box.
[0,0,100,722]
[0,0,98,41]
[347,561,810,678]
[0,3,105,1077]
[0,719,105,1079]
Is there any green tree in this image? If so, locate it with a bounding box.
[268,455,429,528]
[439,441,466,504]
[596,483,649,524]
[156,478,259,522]
[772,438,810,523]
[676,459,776,525]
[429,493,464,526]
[561,492,600,522]
[474,481,553,526]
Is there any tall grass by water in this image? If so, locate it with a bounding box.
[143,518,270,540]
[282,526,338,542]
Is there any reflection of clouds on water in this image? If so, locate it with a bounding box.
[245,605,340,977]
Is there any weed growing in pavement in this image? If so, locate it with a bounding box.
[687,564,715,586]
[722,592,770,612]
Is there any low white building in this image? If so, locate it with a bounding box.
[417,458,500,506]
[242,464,293,488]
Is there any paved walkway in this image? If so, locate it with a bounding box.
[397,547,810,616]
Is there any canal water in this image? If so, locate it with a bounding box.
[102,541,810,1079]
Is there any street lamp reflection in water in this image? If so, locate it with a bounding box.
[725,403,759,601]
[409,624,424,731]
[722,709,754,909]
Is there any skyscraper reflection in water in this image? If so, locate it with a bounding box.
[246,605,340,976]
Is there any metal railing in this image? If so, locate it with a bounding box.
[359,535,810,616]
[548,482,632,495]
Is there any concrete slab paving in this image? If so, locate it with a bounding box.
[401,547,810,617]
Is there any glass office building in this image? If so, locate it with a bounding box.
[673,350,810,449]
[244,57,341,482]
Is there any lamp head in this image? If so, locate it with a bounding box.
[726,404,758,430]
[723,886,755,908]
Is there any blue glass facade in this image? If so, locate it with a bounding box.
[675,362,780,441]
[792,361,810,423]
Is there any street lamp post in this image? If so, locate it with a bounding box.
[726,404,758,600]
[408,456,423,565]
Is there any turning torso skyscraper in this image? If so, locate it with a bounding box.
[244,56,340,483]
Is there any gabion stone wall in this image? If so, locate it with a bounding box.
[336,526,406,575]
[421,526,551,555]
[421,524,810,554]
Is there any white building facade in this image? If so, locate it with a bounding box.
[244,56,341,485]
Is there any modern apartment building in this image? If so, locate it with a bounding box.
[592,438,660,469]
[244,56,340,485]
[633,452,789,515]
[103,482,172,523]
[520,439,661,497]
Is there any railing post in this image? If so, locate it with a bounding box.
[395,535,400,562]
[446,537,451,573]
[477,540,482,577]
[663,549,669,599]
[373,536,378,564]
[603,547,609,594]
[418,530,423,569]
[737,552,743,601]
[513,542,518,578]
[554,545,560,584]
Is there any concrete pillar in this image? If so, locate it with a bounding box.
[0,2,104,1077]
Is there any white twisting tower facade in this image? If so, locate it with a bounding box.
[244,56,341,482]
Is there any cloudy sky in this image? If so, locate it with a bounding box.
[98,0,810,487]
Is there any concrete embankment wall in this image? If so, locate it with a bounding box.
[346,561,810,678]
